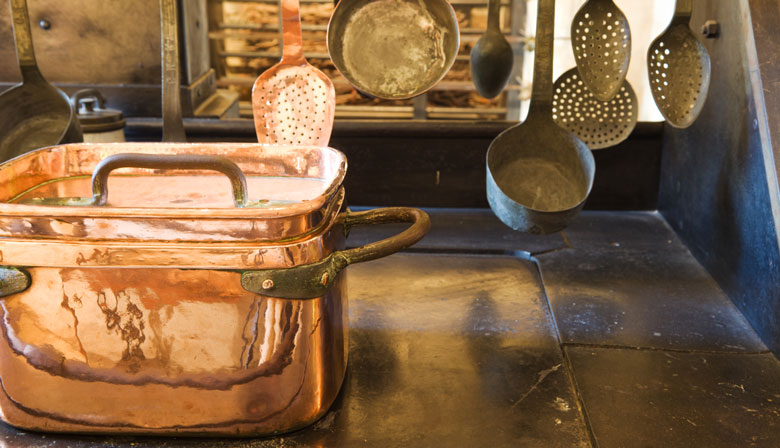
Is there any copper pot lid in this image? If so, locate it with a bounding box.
[0,143,347,244]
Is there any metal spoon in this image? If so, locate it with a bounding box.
[470,0,513,99]
[486,0,595,234]
[647,0,710,128]
[571,0,631,101]
[0,0,81,162]
[552,67,637,150]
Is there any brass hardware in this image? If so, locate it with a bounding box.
[0,267,30,298]
[701,20,720,38]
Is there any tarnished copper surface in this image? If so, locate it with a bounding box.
[0,143,347,243]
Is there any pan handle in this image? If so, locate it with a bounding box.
[241,207,430,299]
[9,0,43,82]
[91,153,248,207]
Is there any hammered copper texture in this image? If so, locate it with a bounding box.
[0,267,348,435]
[0,143,346,245]
[0,142,354,434]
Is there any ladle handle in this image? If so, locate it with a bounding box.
[487,0,500,32]
[8,0,43,82]
[91,153,249,208]
[160,0,186,142]
[281,0,305,63]
[671,0,692,24]
[528,0,555,116]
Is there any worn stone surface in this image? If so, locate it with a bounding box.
[560,210,680,252]
[661,0,780,358]
[566,346,780,448]
[537,213,766,352]
[346,208,566,254]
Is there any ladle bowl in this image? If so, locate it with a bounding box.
[0,0,81,162]
[327,0,459,99]
[0,82,77,161]
[486,0,594,234]
[487,114,594,234]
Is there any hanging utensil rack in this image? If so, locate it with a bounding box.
[207,0,526,120]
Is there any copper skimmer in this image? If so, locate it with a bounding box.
[252,0,335,146]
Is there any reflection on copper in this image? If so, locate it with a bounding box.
[0,244,348,435]
[0,143,350,435]
[0,143,346,238]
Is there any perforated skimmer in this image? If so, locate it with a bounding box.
[647,0,710,128]
[552,67,637,150]
[252,0,335,146]
[571,0,631,101]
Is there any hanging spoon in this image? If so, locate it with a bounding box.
[486,0,595,234]
[470,0,513,99]
[647,0,710,128]
[571,0,631,101]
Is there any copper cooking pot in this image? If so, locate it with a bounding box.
[0,142,429,436]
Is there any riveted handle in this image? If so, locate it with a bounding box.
[242,207,430,299]
[0,267,30,298]
[91,153,248,207]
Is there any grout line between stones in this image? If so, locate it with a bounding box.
[524,252,598,448]
[561,341,772,356]
[561,346,600,448]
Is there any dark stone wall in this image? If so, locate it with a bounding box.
[659,0,780,356]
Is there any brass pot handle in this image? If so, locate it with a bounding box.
[0,267,30,298]
[242,207,430,299]
[91,153,248,207]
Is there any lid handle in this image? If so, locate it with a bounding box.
[71,89,107,112]
[91,153,248,207]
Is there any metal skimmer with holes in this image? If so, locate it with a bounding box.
[252,0,335,146]
[552,68,637,150]
[647,0,710,128]
[571,0,631,102]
